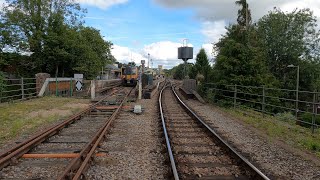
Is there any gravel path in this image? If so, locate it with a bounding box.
[184,98,320,180]
[86,94,169,179]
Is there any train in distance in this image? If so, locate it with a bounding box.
[121,63,138,86]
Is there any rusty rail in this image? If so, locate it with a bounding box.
[0,88,122,171]
[58,87,134,179]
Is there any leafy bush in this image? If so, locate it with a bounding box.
[300,113,320,128]
[0,72,5,93]
[275,112,296,122]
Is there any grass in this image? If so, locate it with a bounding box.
[222,107,320,157]
[0,96,89,146]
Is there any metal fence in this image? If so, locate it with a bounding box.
[43,79,91,97]
[0,78,39,103]
[43,79,122,97]
[205,83,320,132]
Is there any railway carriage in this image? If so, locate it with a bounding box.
[121,65,138,86]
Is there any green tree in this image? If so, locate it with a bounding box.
[72,27,113,79]
[214,25,276,87]
[258,8,320,90]
[43,13,75,77]
[235,0,251,28]
[0,0,84,72]
[171,63,194,80]
[0,71,5,93]
[194,48,211,83]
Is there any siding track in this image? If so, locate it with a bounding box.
[0,87,134,179]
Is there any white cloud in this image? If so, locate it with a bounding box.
[111,45,144,65]
[201,43,216,61]
[141,41,194,69]
[279,0,320,23]
[201,20,227,44]
[155,0,320,22]
[112,41,195,69]
[155,0,320,47]
[77,0,128,9]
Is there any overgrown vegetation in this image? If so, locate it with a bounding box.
[0,96,89,145]
[224,108,320,156]
[0,0,116,79]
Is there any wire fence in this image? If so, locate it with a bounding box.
[205,83,320,133]
[0,78,39,103]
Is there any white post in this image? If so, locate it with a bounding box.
[138,80,142,100]
[91,80,95,100]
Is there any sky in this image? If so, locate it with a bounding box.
[2,0,320,69]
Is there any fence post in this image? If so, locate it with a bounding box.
[55,78,58,97]
[234,84,237,109]
[70,78,73,97]
[312,92,316,133]
[21,77,25,100]
[262,86,266,117]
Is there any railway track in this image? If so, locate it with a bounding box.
[0,87,134,179]
[159,82,269,180]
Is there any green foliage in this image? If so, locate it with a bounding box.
[169,63,194,80]
[275,112,296,122]
[214,25,278,87]
[194,48,211,83]
[1,0,84,52]
[235,0,252,27]
[71,27,113,79]
[225,107,320,155]
[257,8,320,90]
[0,71,5,93]
[300,113,320,128]
[0,0,115,79]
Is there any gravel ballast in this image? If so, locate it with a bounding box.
[86,94,169,179]
[184,98,320,179]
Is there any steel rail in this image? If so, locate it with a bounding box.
[58,87,134,180]
[0,88,122,170]
[159,81,179,180]
[170,84,270,180]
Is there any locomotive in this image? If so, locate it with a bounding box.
[121,64,138,86]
